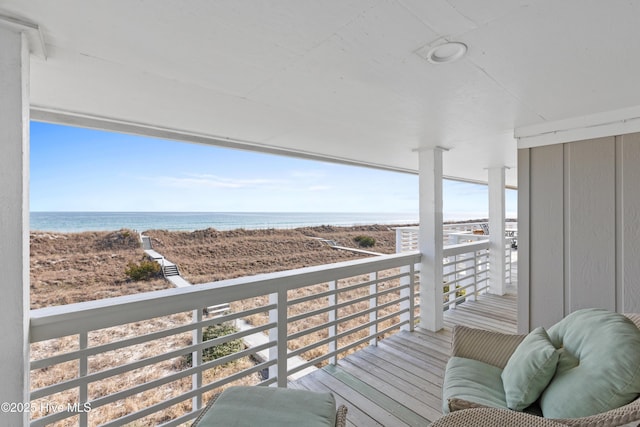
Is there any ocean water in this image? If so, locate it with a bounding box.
[30,212,419,233]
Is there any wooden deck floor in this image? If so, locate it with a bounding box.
[289,290,518,427]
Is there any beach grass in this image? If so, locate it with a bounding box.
[29,225,406,426]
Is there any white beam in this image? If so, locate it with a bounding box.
[0,24,30,425]
[418,148,444,331]
[488,167,507,295]
[516,105,640,149]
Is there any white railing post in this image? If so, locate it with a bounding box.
[328,280,337,364]
[395,229,403,254]
[369,272,378,346]
[192,309,203,411]
[470,251,478,301]
[79,331,88,427]
[399,263,411,331]
[268,291,288,387]
[448,256,457,309]
[409,263,416,329]
[506,243,512,284]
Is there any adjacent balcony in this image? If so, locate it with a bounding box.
[29,224,516,427]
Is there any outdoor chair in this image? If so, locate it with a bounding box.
[191,386,347,427]
[438,310,640,426]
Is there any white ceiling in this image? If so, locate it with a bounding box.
[4,0,640,187]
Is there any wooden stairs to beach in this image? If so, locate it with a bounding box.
[141,235,153,250]
[162,264,180,277]
[139,233,230,311]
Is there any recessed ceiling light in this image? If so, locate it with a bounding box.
[425,42,467,64]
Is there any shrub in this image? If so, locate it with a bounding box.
[184,323,244,367]
[96,229,140,251]
[125,259,161,281]
[443,284,466,299]
[354,235,376,248]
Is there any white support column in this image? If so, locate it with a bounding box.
[0,24,30,425]
[418,148,445,332]
[488,167,507,295]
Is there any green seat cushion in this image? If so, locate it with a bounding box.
[540,308,640,418]
[196,386,337,427]
[442,356,508,414]
[501,327,560,411]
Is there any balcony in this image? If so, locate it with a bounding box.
[289,290,517,426]
[29,227,516,426]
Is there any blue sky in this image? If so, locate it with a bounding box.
[30,122,516,220]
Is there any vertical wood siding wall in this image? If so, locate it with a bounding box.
[518,132,640,332]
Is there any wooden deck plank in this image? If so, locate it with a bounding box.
[290,289,518,426]
[324,365,430,427]
[310,369,408,426]
[293,370,383,427]
[337,358,442,421]
[378,339,447,374]
[346,355,445,419]
[376,340,445,378]
[357,346,443,388]
[348,351,442,393]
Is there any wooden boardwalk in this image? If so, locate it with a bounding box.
[289,290,518,427]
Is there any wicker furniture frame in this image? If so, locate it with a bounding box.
[437,314,640,427]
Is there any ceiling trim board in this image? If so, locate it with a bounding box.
[516,105,640,148]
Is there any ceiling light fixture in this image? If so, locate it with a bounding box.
[425,42,467,64]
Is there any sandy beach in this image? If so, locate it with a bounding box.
[30,224,403,309]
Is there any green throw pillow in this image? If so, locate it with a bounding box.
[540,309,640,419]
[501,327,560,411]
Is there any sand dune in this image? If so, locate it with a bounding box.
[30,224,403,309]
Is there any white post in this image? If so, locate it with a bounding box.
[0,23,30,425]
[488,167,507,295]
[469,251,477,301]
[327,280,337,365]
[79,332,88,426]
[268,291,288,387]
[418,148,445,331]
[369,272,378,346]
[192,309,203,411]
[399,263,411,331]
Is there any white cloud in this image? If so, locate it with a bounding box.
[290,170,326,179]
[308,185,331,191]
[149,173,288,189]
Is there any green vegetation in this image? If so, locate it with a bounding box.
[97,228,141,251]
[443,284,466,298]
[184,323,244,367]
[354,235,376,248]
[125,258,162,281]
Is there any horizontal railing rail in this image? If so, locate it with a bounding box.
[29,252,421,427]
[396,222,518,250]
[442,240,490,310]
[396,225,515,309]
[395,225,419,253]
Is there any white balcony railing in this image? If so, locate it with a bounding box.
[442,240,490,310]
[29,252,421,427]
[396,223,516,311]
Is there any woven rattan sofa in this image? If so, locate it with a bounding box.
[437,310,640,427]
